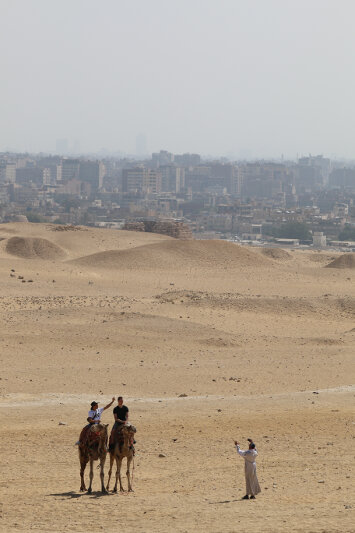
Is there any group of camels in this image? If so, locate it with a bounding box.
[78,422,137,494]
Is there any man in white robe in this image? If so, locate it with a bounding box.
[235,438,261,499]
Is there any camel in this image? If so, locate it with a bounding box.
[78,423,109,494]
[106,423,137,492]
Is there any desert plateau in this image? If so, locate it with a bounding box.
[0,222,354,533]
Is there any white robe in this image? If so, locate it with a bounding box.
[236,445,261,496]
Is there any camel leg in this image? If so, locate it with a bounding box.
[79,449,87,492]
[117,458,124,492]
[87,458,94,494]
[113,456,120,492]
[126,455,133,492]
[106,452,115,492]
[100,453,108,494]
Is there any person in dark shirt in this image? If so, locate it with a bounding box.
[109,396,135,451]
[113,396,129,427]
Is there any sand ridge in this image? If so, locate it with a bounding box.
[70,239,272,270]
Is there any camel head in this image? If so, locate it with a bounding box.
[122,423,137,436]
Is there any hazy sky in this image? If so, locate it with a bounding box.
[1,0,355,158]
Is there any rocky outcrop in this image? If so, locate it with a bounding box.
[122,221,145,232]
[123,219,192,240]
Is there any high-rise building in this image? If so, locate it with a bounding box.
[152,150,174,167]
[297,155,331,188]
[209,163,235,193]
[16,167,43,185]
[5,163,16,183]
[122,167,145,193]
[122,167,161,194]
[143,169,161,194]
[79,161,105,191]
[61,159,80,182]
[160,166,185,193]
[329,168,355,190]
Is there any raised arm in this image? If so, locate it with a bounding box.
[104,397,115,410]
[235,444,247,457]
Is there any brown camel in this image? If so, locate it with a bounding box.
[106,423,137,492]
[78,423,109,494]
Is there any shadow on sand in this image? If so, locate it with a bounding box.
[50,491,113,500]
[208,499,242,504]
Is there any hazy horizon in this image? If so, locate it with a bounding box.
[1,0,355,158]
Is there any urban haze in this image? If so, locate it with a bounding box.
[1,0,355,158]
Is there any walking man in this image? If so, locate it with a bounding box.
[234,438,261,500]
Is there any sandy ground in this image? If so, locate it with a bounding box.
[0,223,354,533]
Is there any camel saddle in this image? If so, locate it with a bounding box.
[79,424,103,447]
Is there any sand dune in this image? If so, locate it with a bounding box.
[326,252,355,268]
[5,236,66,260]
[0,222,172,260]
[71,239,271,270]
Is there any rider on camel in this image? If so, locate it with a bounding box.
[109,396,135,451]
[77,397,115,447]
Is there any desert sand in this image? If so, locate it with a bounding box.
[0,222,354,533]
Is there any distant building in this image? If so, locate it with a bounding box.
[185,166,211,192]
[174,153,201,166]
[329,168,355,190]
[16,166,43,185]
[143,169,161,194]
[160,166,185,193]
[57,178,82,195]
[122,167,161,194]
[209,163,235,193]
[298,155,331,185]
[79,161,105,191]
[293,155,331,192]
[42,166,57,185]
[152,150,174,167]
[0,183,10,204]
[5,163,16,183]
[122,167,145,193]
[332,203,349,218]
[61,159,80,182]
[240,163,287,200]
[275,238,300,246]
[313,232,326,248]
